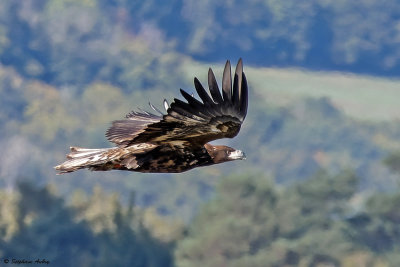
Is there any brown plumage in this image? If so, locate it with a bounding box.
[55,59,248,174]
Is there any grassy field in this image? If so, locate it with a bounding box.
[182,59,400,122]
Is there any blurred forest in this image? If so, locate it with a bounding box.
[1,0,400,266]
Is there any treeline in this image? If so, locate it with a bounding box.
[0,183,179,267]
[1,163,400,266]
[176,170,400,267]
[2,61,400,220]
[2,0,400,78]
[0,0,184,87]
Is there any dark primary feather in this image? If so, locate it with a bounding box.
[222,60,232,103]
[106,58,248,147]
[208,68,223,104]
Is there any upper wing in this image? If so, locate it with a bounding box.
[106,58,248,147]
[106,110,163,147]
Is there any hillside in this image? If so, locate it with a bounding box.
[2,59,400,222]
[183,60,400,122]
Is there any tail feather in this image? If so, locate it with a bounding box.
[55,143,157,174]
[66,147,109,159]
[55,146,117,174]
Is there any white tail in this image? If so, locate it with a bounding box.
[55,147,114,174]
[55,143,157,174]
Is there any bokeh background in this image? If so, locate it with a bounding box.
[1,0,400,266]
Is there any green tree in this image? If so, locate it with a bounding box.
[346,191,400,266]
[175,174,278,267]
[384,151,400,175]
[175,171,365,267]
[0,182,175,267]
[0,182,98,266]
[275,170,358,266]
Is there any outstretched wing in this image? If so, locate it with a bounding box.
[106,58,248,147]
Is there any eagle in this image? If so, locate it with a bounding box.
[55,59,248,174]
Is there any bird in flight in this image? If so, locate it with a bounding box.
[55,59,248,174]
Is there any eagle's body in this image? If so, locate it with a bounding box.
[55,59,248,174]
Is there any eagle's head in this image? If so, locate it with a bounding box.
[205,144,246,164]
